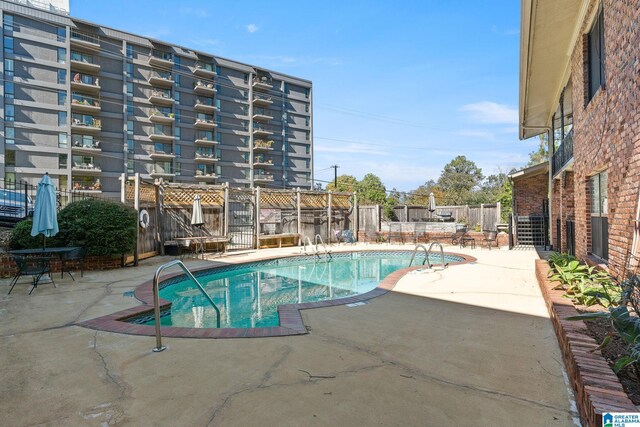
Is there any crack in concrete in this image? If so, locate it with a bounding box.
[206,345,293,426]
[315,331,573,415]
[91,330,130,403]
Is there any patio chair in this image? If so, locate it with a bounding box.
[414,222,428,244]
[60,247,87,280]
[482,230,499,250]
[364,227,383,243]
[451,227,468,245]
[8,255,55,295]
[336,229,356,244]
[388,222,403,244]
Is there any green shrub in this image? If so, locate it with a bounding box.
[57,199,137,256]
[9,219,63,250]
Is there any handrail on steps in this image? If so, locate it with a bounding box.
[151,259,221,352]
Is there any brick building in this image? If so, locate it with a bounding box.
[518,0,640,278]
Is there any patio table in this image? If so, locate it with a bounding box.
[9,247,81,257]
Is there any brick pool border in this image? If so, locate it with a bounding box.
[534,259,637,427]
[78,250,476,338]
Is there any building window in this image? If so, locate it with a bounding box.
[5,172,15,189]
[58,111,66,126]
[126,82,133,97]
[215,83,221,93]
[127,100,133,114]
[5,105,14,122]
[126,44,134,59]
[127,120,134,134]
[127,138,134,154]
[125,62,133,77]
[243,136,248,147]
[4,82,14,100]
[175,161,181,176]
[244,73,249,84]
[57,27,66,42]
[174,73,180,86]
[174,56,180,67]
[590,171,608,260]
[58,48,66,64]
[58,69,66,84]
[215,65,221,74]
[587,8,606,102]
[305,131,310,141]
[174,109,180,123]
[174,144,181,156]
[59,154,68,169]
[174,126,181,138]
[58,90,66,105]
[305,104,309,113]
[304,88,310,99]
[4,58,13,77]
[59,175,67,189]
[127,159,134,173]
[305,117,309,127]
[58,132,67,148]
[4,15,13,32]
[215,98,221,111]
[4,36,13,53]
[216,133,222,143]
[305,145,310,155]
[5,149,15,166]
[5,126,14,144]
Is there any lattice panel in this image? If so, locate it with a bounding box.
[228,188,255,203]
[332,194,352,209]
[300,192,328,208]
[125,182,136,202]
[139,183,156,203]
[163,187,224,206]
[260,190,296,208]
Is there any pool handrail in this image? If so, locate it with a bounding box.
[314,234,331,259]
[151,259,221,352]
[426,242,448,269]
[409,244,430,267]
[301,236,315,254]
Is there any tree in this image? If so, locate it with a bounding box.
[526,133,549,166]
[326,174,358,193]
[437,156,484,205]
[406,180,442,205]
[357,173,387,205]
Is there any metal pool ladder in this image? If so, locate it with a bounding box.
[151,260,221,353]
[301,236,315,255]
[409,242,448,269]
[314,234,331,260]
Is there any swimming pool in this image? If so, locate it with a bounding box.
[130,251,467,329]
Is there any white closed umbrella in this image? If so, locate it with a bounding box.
[428,192,436,219]
[191,195,205,258]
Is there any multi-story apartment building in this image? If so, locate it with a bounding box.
[0,0,314,198]
[517,0,640,279]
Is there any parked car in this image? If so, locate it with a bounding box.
[0,189,34,220]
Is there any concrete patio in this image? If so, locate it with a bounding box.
[0,244,579,426]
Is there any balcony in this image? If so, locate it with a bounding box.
[71,118,101,134]
[252,110,273,121]
[148,90,174,106]
[194,99,217,113]
[70,77,100,95]
[252,76,272,91]
[253,140,274,151]
[149,133,175,142]
[252,94,273,106]
[194,118,217,130]
[195,137,218,147]
[149,110,175,124]
[150,170,175,178]
[71,97,100,114]
[193,62,216,78]
[194,81,216,96]
[70,30,100,52]
[195,153,219,164]
[71,163,101,175]
[148,71,174,88]
[70,57,100,73]
[552,129,574,176]
[253,158,273,167]
[253,126,273,137]
[195,172,217,181]
[148,51,173,69]
[254,174,274,183]
[149,150,175,160]
[72,179,102,192]
[71,140,101,154]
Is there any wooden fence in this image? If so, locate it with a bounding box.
[390,204,501,231]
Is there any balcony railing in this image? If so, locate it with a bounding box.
[70,30,100,50]
[552,129,573,176]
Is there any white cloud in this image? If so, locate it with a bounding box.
[460,101,518,124]
[247,24,259,33]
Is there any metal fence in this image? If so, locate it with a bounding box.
[0,178,107,226]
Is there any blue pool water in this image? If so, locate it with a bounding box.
[137,251,465,329]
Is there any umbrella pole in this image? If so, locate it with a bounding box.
[43,235,46,250]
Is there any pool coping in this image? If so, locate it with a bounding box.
[77,250,477,338]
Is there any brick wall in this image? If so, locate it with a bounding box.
[568,0,640,278]
[512,171,548,217]
[551,171,576,253]
[0,254,123,278]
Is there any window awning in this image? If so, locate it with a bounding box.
[519,0,585,140]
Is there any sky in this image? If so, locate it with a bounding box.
[71,0,537,193]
